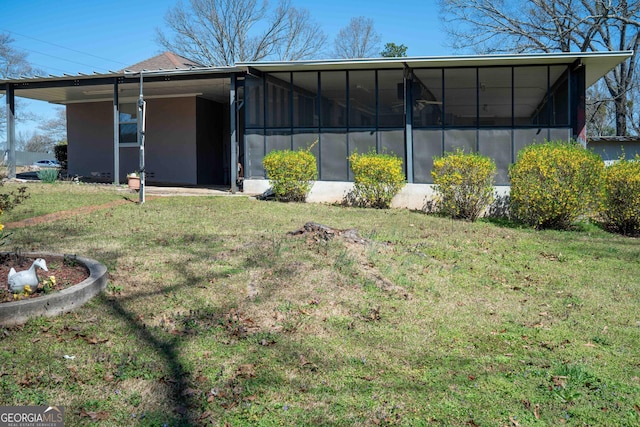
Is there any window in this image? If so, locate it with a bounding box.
[119,103,137,145]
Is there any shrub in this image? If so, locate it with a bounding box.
[509,140,604,230]
[54,141,67,170]
[37,168,59,183]
[263,145,317,202]
[430,149,496,221]
[599,155,640,236]
[346,150,406,209]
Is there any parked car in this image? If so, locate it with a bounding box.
[32,160,61,169]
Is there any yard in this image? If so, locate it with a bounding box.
[0,183,638,426]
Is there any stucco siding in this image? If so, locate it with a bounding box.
[67,102,114,180]
[145,97,197,184]
[66,97,198,184]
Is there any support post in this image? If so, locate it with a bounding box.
[137,73,146,204]
[404,65,414,183]
[230,74,237,194]
[5,84,16,179]
[570,60,586,145]
[113,79,120,184]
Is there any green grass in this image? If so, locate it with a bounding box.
[0,183,639,426]
[3,182,126,223]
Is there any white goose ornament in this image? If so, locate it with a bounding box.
[8,258,48,293]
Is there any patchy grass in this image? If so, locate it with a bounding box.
[2,182,126,223]
[0,185,639,426]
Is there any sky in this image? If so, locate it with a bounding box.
[2,0,451,136]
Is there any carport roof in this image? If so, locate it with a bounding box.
[0,50,633,104]
[0,64,243,105]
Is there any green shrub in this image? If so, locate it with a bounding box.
[430,149,496,221]
[54,142,67,169]
[346,150,406,209]
[37,168,59,183]
[263,145,317,202]
[509,140,604,230]
[600,155,640,236]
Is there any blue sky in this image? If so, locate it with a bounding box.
[3,0,450,135]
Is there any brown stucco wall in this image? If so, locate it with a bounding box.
[66,97,198,184]
[66,102,114,181]
[145,97,197,184]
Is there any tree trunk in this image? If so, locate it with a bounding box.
[615,92,628,136]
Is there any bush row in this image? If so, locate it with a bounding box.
[263,141,639,235]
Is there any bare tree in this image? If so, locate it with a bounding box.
[37,107,67,144]
[157,0,326,66]
[23,133,55,153]
[439,0,640,136]
[0,33,44,138]
[0,33,39,78]
[586,80,616,136]
[332,17,382,59]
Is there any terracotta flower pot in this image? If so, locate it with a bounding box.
[128,176,140,190]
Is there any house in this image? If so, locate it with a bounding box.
[2,50,632,208]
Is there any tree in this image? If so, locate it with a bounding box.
[23,133,54,153]
[37,107,67,144]
[0,33,43,138]
[381,42,408,58]
[332,17,381,59]
[157,0,326,66]
[439,0,640,136]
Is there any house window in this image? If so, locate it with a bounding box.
[119,103,137,145]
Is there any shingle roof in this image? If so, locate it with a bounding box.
[121,52,204,72]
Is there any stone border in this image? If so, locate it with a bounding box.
[0,252,107,327]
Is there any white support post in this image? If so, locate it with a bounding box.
[6,84,16,179]
[113,79,120,184]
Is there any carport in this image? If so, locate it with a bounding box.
[3,62,245,192]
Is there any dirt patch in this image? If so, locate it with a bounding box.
[0,254,89,302]
[3,198,138,230]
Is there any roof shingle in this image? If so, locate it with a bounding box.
[121,52,204,72]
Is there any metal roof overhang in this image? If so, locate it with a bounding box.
[0,51,632,104]
[239,51,633,87]
[0,66,244,105]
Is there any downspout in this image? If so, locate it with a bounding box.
[5,84,16,179]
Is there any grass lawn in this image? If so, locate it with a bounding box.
[0,183,638,426]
